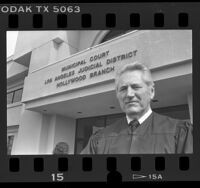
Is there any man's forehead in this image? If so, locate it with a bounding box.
[119,70,144,81]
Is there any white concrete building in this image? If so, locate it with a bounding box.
[7,30,192,155]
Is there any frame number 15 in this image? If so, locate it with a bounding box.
[51,173,64,182]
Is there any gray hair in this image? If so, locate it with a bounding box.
[115,62,154,90]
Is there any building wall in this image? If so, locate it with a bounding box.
[38,114,76,154]
[65,31,80,54]
[45,115,57,154]
[29,40,72,73]
[7,104,22,126]
[13,105,43,154]
[78,30,107,51]
[38,114,51,154]
[21,30,192,105]
[14,31,69,56]
[53,115,76,154]
[7,60,28,79]
[7,76,24,91]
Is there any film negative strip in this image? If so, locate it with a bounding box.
[0,2,200,183]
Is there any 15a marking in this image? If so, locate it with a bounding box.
[51,173,64,182]
[132,173,163,181]
[149,174,163,180]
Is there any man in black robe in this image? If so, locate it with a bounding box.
[81,62,193,154]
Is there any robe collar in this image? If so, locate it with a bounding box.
[113,112,154,136]
[126,108,152,125]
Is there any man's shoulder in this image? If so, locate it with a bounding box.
[152,112,192,134]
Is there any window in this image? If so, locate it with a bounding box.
[7,92,14,104]
[13,89,23,103]
[7,135,14,155]
[7,88,23,104]
[75,113,124,154]
[154,104,190,120]
[7,125,19,155]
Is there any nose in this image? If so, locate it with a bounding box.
[127,86,135,97]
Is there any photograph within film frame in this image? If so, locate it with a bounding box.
[0,2,200,182]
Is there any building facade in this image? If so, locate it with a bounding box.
[7,30,192,155]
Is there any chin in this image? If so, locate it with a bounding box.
[126,108,141,115]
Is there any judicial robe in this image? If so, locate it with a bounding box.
[80,112,193,154]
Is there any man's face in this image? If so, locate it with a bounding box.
[116,70,155,117]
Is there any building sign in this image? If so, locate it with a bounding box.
[22,37,139,102]
[44,50,137,89]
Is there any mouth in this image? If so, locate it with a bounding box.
[125,101,139,105]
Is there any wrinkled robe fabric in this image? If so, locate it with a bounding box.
[80,112,193,154]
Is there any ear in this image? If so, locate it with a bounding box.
[150,85,155,100]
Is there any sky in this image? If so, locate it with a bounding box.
[6,31,18,58]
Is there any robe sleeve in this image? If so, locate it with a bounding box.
[175,120,193,154]
[80,131,102,154]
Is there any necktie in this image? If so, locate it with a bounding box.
[129,119,140,134]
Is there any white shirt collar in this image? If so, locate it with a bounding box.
[126,108,152,125]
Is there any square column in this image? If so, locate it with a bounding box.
[187,92,193,123]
